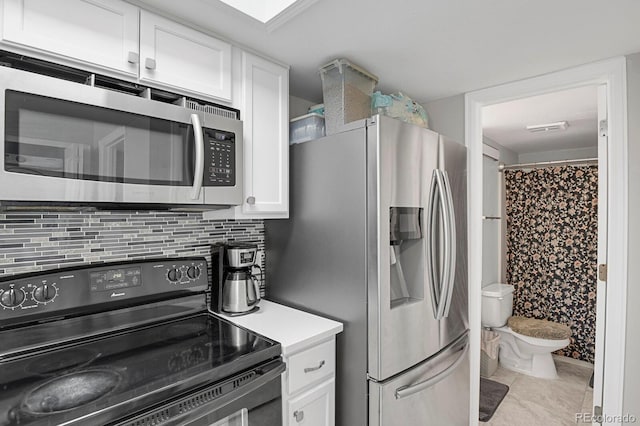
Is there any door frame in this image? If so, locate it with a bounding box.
[465,57,628,424]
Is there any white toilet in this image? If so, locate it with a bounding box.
[481,283,571,379]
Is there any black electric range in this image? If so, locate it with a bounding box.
[0,257,283,426]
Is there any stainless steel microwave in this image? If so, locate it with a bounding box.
[0,65,243,210]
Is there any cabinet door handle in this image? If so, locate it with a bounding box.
[127,51,139,64]
[293,410,304,422]
[304,360,325,373]
[145,58,156,70]
[246,196,256,205]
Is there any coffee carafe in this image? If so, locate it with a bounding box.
[211,243,262,316]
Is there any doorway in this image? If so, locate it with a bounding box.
[479,85,601,424]
[465,57,628,425]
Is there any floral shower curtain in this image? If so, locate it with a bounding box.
[504,165,598,362]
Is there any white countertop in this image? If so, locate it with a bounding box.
[214,300,343,356]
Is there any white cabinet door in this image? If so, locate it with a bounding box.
[241,51,289,215]
[139,10,232,102]
[287,379,335,426]
[2,0,139,75]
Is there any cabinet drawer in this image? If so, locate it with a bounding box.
[287,378,335,426]
[287,339,335,395]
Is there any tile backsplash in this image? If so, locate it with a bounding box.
[0,211,265,291]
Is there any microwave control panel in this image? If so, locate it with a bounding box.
[205,129,236,186]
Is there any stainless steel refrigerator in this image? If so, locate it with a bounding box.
[266,115,469,426]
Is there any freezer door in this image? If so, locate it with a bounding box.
[367,115,442,380]
[369,332,470,426]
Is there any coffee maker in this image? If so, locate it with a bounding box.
[211,242,262,316]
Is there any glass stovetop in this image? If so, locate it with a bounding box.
[0,313,280,426]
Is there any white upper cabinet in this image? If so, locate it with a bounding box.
[1,0,233,102]
[241,51,289,215]
[205,50,289,220]
[1,0,139,76]
[139,10,232,102]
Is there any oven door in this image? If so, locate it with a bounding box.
[115,359,286,426]
[0,66,241,207]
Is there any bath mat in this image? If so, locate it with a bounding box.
[479,377,509,422]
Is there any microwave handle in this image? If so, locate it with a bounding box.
[190,113,205,200]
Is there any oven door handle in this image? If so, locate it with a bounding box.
[190,113,205,200]
[115,359,286,426]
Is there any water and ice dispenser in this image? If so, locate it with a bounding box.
[389,207,425,307]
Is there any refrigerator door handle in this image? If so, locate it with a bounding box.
[394,339,469,400]
[434,169,453,320]
[438,170,457,319]
[426,170,441,319]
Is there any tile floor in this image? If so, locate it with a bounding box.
[483,356,594,426]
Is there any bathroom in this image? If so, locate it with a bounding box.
[478,86,601,425]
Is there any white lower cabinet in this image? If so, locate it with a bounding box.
[213,302,342,426]
[287,378,335,426]
[283,339,336,426]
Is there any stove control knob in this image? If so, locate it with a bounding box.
[167,268,182,282]
[187,266,200,279]
[1,286,25,308]
[33,284,55,303]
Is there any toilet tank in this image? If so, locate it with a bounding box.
[481,283,515,327]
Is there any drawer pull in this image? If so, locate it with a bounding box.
[293,410,304,422]
[304,360,325,373]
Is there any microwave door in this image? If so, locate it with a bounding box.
[120,113,205,205]
[0,67,206,205]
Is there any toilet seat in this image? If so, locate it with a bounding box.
[507,316,571,340]
[495,325,570,348]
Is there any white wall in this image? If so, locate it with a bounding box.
[623,52,640,420]
[483,137,518,165]
[518,146,598,163]
[480,137,516,287]
[482,153,501,286]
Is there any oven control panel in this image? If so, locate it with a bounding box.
[0,257,208,322]
[90,267,142,292]
[0,280,59,310]
[166,264,202,284]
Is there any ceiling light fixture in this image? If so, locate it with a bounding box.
[525,121,569,133]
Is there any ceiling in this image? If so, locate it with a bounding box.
[137,0,640,105]
[482,85,598,154]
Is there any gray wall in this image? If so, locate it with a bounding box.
[623,52,640,420]
[289,95,315,119]
[424,94,465,143]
